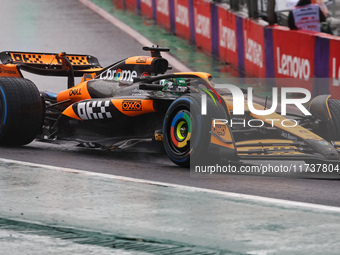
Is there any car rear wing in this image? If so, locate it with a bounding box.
[0,51,103,77]
[0,51,103,88]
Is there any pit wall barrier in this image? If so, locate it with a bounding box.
[113,0,340,99]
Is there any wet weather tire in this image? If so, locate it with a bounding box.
[163,93,227,167]
[328,99,340,140]
[0,77,43,146]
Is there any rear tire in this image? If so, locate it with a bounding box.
[0,77,43,145]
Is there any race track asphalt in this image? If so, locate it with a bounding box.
[0,0,339,207]
[1,1,340,254]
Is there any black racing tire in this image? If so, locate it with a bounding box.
[328,99,340,141]
[0,77,43,146]
[163,93,228,167]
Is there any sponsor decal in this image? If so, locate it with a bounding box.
[122,100,142,111]
[99,68,138,81]
[195,13,211,39]
[157,0,171,29]
[318,140,329,146]
[77,100,112,120]
[244,31,263,68]
[141,72,150,77]
[141,0,153,19]
[157,0,169,16]
[218,8,238,67]
[69,88,81,96]
[277,47,311,81]
[280,131,298,141]
[0,68,17,75]
[219,19,236,52]
[176,4,189,27]
[141,0,152,7]
[136,57,148,63]
[212,124,226,136]
[194,2,212,52]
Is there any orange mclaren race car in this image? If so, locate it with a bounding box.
[0,46,339,167]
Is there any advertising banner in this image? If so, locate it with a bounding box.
[272,27,315,90]
[193,0,211,53]
[174,0,191,41]
[113,0,124,9]
[156,0,171,30]
[329,37,340,99]
[141,0,153,19]
[217,6,238,67]
[125,0,137,11]
[243,19,266,78]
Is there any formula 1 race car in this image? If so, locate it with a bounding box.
[0,46,339,167]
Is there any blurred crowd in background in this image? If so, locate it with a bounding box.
[215,0,340,35]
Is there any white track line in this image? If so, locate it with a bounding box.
[78,0,193,73]
[20,0,339,213]
[1,157,340,213]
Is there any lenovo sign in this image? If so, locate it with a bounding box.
[272,27,315,89]
[277,47,311,81]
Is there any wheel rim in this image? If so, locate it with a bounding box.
[169,110,191,152]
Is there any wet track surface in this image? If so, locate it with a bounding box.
[0,0,340,209]
[1,141,340,207]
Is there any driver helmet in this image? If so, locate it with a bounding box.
[160,78,187,92]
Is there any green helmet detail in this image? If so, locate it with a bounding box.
[161,78,187,92]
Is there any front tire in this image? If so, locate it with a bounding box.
[163,93,227,167]
[0,77,43,146]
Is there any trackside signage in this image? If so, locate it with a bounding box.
[174,0,191,41]
[329,38,340,97]
[273,27,315,89]
[218,6,238,67]
[156,0,170,30]
[277,47,311,81]
[131,0,340,100]
[243,19,266,78]
[125,0,137,11]
[141,0,153,19]
[194,0,211,52]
